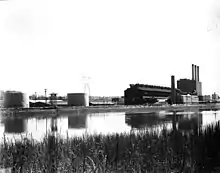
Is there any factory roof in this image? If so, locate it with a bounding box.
[130,84,171,90]
[127,84,183,93]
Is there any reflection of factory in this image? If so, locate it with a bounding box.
[4,118,27,133]
[125,111,203,132]
[124,64,203,105]
[68,114,87,129]
[177,113,202,132]
[125,112,172,128]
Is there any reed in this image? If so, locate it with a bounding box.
[1,122,220,172]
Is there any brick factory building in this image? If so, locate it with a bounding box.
[124,64,203,105]
[124,84,182,105]
[177,64,202,96]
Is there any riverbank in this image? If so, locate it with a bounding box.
[0,103,220,118]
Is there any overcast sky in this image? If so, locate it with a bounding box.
[0,0,219,96]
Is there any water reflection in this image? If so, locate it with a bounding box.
[125,111,203,133]
[68,114,87,129]
[125,112,172,129]
[4,118,27,134]
[177,113,202,132]
[0,110,220,142]
[51,117,58,132]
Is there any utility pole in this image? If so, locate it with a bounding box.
[45,89,47,104]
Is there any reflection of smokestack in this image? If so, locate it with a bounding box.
[197,66,199,81]
[194,65,197,81]
[192,64,195,80]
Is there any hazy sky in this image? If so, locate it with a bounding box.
[0,0,219,96]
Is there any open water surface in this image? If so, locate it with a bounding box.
[0,110,220,142]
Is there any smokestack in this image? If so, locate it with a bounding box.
[171,75,176,104]
[197,66,199,81]
[194,65,197,81]
[192,64,195,80]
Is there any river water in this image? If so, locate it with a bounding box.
[0,110,220,142]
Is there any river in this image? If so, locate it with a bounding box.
[0,110,220,142]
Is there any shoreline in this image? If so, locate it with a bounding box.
[0,103,220,118]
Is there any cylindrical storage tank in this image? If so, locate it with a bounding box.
[67,93,89,106]
[3,91,29,108]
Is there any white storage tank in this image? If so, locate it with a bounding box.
[3,91,29,108]
[67,93,89,106]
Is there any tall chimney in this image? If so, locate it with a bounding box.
[194,65,197,81]
[192,64,195,80]
[171,75,176,104]
[197,66,199,81]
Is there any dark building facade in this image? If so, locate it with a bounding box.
[124,84,182,105]
[177,64,202,96]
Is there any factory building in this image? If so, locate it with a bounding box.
[203,95,211,102]
[67,93,89,107]
[212,93,219,102]
[2,91,29,108]
[181,95,199,104]
[124,84,182,105]
[177,64,202,96]
[124,64,203,105]
[49,93,58,106]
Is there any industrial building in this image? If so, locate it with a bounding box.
[177,64,202,96]
[212,92,219,102]
[2,91,29,108]
[124,83,183,105]
[180,94,199,104]
[49,93,58,105]
[67,93,89,106]
[201,95,211,102]
[124,64,203,105]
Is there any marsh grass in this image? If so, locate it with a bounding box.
[1,122,220,172]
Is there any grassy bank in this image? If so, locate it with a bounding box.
[1,123,220,172]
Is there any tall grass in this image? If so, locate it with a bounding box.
[1,122,220,172]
